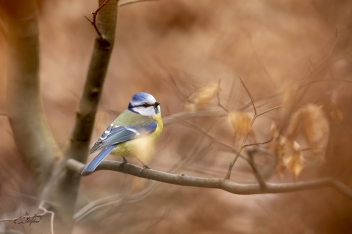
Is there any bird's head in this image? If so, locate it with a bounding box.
[128,92,161,116]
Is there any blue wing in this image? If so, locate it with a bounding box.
[89,121,157,154]
[89,125,136,154]
[81,120,157,175]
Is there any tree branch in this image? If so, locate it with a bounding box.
[73,147,205,221]
[2,0,62,188]
[67,159,352,199]
[67,0,118,163]
[39,0,119,233]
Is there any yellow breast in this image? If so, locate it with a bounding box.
[111,113,163,157]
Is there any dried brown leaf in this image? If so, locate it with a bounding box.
[270,123,305,181]
[286,104,329,161]
[302,105,329,161]
[185,82,221,112]
[228,112,251,150]
[283,139,304,182]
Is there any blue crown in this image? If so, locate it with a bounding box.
[131,92,152,102]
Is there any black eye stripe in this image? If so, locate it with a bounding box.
[132,102,159,108]
[133,103,153,108]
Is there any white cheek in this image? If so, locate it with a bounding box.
[133,107,156,116]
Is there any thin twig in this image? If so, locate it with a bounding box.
[299,78,352,88]
[243,137,273,148]
[217,79,229,112]
[246,31,276,90]
[226,103,281,179]
[226,77,258,179]
[119,0,159,7]
[298,31,338,88]
[167,70,187,101]
[256,105,282,118]
[239,77,257,116]
[226,78,236,108]
[246,149,266,189]
[38,201,55,234]
[178,119,248,162]
[239,77,261,146]
[293,31,339,111]
[85,0,111,41]
[226,152,241,179]
[231,92,279,115]
[144,208,170,232]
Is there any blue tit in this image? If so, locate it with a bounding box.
[81,92,163,175]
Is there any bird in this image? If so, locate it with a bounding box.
[81,92,163,175]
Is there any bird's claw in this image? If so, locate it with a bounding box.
[118,157,129,169]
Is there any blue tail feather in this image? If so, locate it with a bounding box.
[81,145,115,175]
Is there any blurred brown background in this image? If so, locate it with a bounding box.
[1,0,352,233]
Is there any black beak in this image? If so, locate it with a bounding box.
[154,102,160,114]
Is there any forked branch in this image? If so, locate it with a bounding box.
[85,0,111,40]
[226,77,281,179]
[85,0,160,40]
